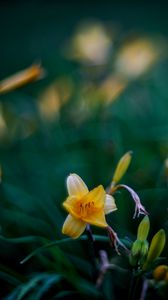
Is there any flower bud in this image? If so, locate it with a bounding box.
[137,216,150,241]
[129,239,149,267]
[143,229,166,270]
[112,151,132,185]
[153,265,168,281]
[131,239,142,257]
[138,240,149,265]
[129,239,141,267]
[129,254,138,267]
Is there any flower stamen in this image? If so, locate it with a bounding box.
[77,200,96,218]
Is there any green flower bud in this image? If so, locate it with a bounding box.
[143,229,166,270]
[129,253,138,267]
[112,151,132,185]
[129,239,149,267]
[139,240,149,265]
[131,239,142,257]
[137,216,150,241]
[129,239,141,266]
[141,240,149,257]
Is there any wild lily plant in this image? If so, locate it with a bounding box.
[62,151,148,253]
[1,152,167,300]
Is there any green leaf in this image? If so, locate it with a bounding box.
[35,274,62,299]
[0,235,48,244]
[0,271,21,287]
[54,291,79,299]
[20,238,73,264]
[15,274,52,300]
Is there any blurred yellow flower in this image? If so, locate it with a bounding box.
[62,173,117,239]
[0,105,8,138]
[153,265,168,282]
[38,85,61,121]
[69,22,112,65]
[115,38,159,80]
[0,63,45,94]
[38,78,73,122]
[99,75,127,104]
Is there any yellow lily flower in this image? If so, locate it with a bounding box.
[62,173,117,239]
[0,63,45,94]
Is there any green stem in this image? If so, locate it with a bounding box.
[128,268,143,300]
[128,269,136,300]
[132,276,141,300]
[85,225,98,280]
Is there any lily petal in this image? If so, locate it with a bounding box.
[63,196,82,219]
[83,210,108,227]
[62,214,86,239]
[67,173,88,197]
[83,185,105,209]
[104,194,117,215]
[63,195,77,213]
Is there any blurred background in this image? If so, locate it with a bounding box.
[0,1,168,299]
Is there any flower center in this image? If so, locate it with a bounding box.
[76,200,95,218]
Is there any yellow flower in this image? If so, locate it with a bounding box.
[62,173,117,239]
